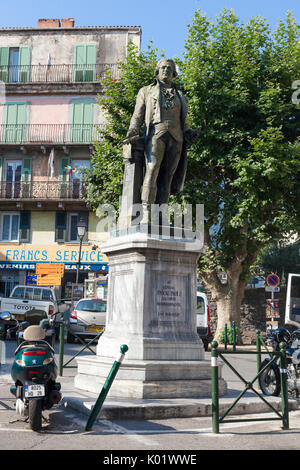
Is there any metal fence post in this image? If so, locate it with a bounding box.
[58,320,65,377]
[224,323,228,350]
[232,321,236,352]
[279,341,289,430]
[256,330,261,375]
[211,340,219,434]
[85,344,129,431]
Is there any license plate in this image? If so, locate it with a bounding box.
[24,384,45,398]
[16,315,25,321]
[86,326,103,332]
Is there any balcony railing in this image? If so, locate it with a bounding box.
[0,63,119,83]
[0,124,104,145]
[0,180,88,200]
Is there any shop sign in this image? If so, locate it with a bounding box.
[0,245,108,264]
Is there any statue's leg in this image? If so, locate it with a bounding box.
[141,135,166,223]
[156,136,182,205]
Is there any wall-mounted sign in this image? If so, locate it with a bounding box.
[0,245,108,265]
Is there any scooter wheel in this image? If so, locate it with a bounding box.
[28,399,42,431]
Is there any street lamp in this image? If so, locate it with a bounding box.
[76,217,87,283]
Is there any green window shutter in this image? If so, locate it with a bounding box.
[83,102,94,142]
[21,157,32,198]
[74,45,86,82]
[19,210,30,242]
[59,156,70,197]
[18,46,31,82]
[21,157,32,182]
[55,211,66,242]
[0,47,9,82]
[74,44,96,82]
[4,103,17,143]
[56,211,67,229]
[86,44,96,81]
[71,102,94,142]
[4,103,27,143]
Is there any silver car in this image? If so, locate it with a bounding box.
[67,298,106,343]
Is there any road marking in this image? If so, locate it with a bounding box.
[91,420,160,446]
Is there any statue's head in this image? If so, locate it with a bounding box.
[155,58,177,83]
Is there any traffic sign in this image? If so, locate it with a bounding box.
[265,286,280,293]
[266,274,280,287]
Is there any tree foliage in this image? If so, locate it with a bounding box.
[178,9,300,284]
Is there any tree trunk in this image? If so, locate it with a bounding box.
[203,271,247,343]
[212,279,247,342]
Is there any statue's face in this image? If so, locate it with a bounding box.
[157,61,174,84]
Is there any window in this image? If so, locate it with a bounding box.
[71,160,90,198]
[69,213,79,242]
[5,160,22,198]
[76,299,107,312]
[68,212,89,242]
[73,44,97,82]
[11,286,25,299]
[1,213,20,241]
[41,289,54,302]
[196,297,205,315]
[0,46,30,83]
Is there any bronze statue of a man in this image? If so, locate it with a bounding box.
[123,58,198,223]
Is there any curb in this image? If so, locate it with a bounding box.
[61,394,300,421]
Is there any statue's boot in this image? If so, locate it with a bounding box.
[141,184,157,224]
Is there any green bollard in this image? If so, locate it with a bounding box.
[232,321,236,352]
[224,323,228,350]
[58,320,65,377]
[279,342,289,430]
[85,344,129,431]
[211,340,219,434]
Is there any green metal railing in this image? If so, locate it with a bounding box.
[211,339,289,433]
[58,320,102,376]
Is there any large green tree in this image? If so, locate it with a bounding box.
[84,9,300,341]
[179,9,300,339]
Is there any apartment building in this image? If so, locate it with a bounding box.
[0,18,141,297]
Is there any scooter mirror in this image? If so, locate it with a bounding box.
[0,312,12,321]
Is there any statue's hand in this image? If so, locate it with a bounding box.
[123,128,140,145]
[184,128,200,146]
[123,135,140,145]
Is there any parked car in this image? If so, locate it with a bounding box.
[196,291,212,351]
[67,298,107,343]
[0,286,58,333]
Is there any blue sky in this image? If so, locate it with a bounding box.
[0,0,299,57]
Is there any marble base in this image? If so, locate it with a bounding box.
[74,356,227,399]
[75,231,227,398]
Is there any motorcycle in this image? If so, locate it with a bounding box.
[259,327,300,398]
[0,312,62,431]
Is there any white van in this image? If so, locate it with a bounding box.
[285,273,300,327]
[196,291,212,350]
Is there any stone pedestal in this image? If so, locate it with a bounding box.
[75,230,227,398]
